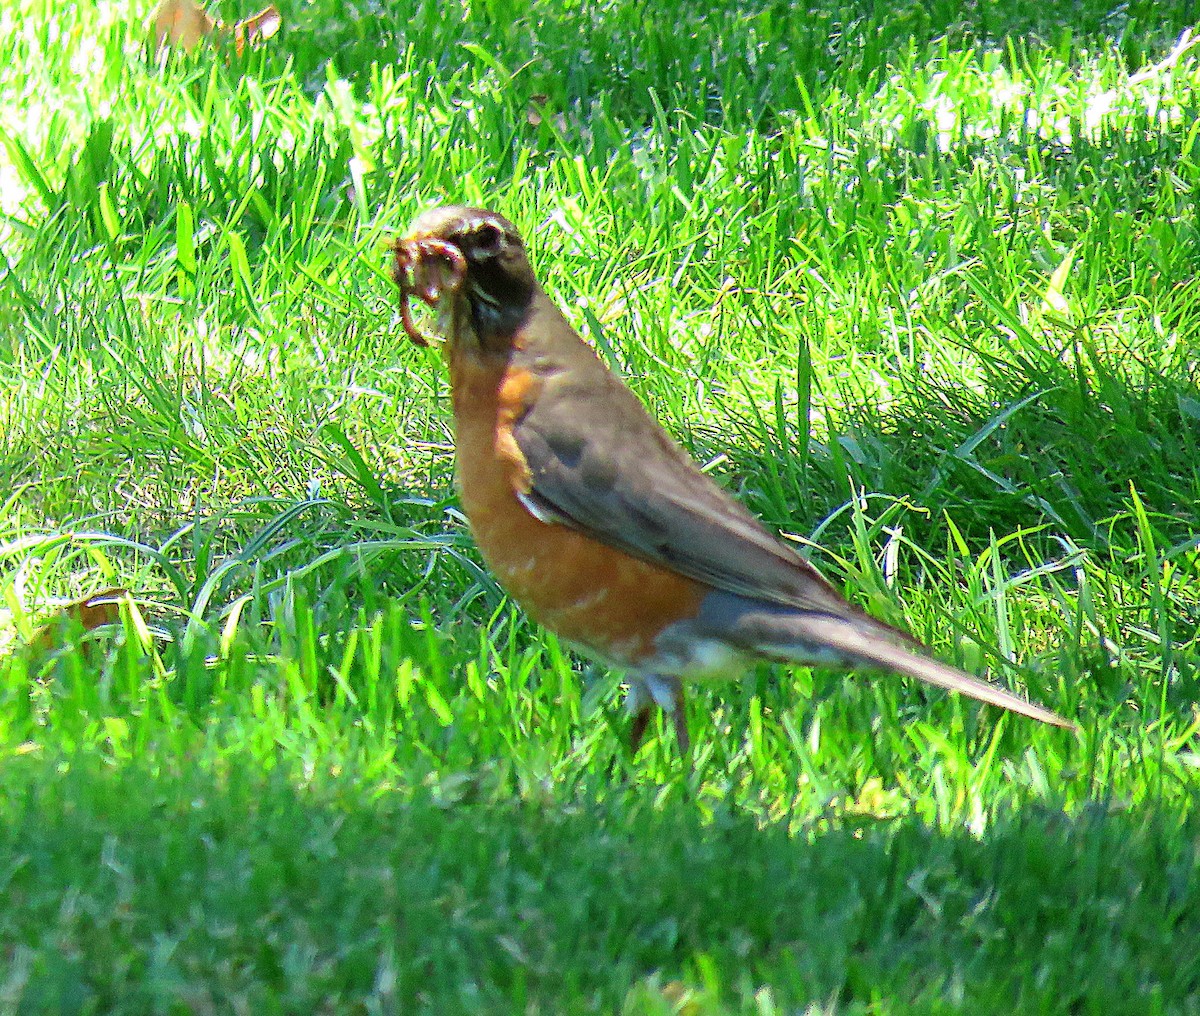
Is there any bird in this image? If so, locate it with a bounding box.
[389,205,1074,754]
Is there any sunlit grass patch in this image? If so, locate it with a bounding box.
[2,0,1200,1010]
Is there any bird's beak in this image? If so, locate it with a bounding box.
[391,236,468,347]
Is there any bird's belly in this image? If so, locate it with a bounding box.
[456,454,708,667]
[646,635,748,681]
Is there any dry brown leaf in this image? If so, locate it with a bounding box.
[660,981,702,1016]
[29,588,129,653]
[150,0,282,57]
[232,6,282,56]
[151,0,216,54]
[526,93,549,125]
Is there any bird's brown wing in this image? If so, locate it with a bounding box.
[510,322,878,623]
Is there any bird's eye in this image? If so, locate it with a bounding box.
[470,221,504,255]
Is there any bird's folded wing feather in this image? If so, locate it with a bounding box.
[511,352,885,624]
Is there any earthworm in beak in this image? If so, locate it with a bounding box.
[391,237,468,346]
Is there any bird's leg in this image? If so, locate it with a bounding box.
[624,675,652,754]
[626,674,690,756]
[628,706,652,755]
[669,683,691,757]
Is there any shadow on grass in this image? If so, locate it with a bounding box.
[715,336,1200,557]
[1,750,1195,1013]
[855,365,1197,552]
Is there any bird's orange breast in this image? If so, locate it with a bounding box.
[448,348,709,665]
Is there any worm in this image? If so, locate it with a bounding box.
[391,237,467,347]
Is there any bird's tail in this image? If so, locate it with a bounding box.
[767,611,1075,730]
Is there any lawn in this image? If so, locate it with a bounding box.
[1,0,1199,1011]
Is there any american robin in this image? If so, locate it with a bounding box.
[390,205,1074,753]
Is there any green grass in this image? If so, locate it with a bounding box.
[2,0,1200,1010]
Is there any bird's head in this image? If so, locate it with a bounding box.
[391,205,536,352]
